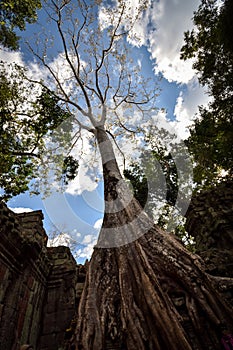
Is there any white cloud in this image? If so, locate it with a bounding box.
[77,234,98,259]
[172,77,210,138]
[65,169,98,196]
[146,0,201,84]
[0,46,24,65]
[97,0,208,140]
[47,52,87,96]
[27,61,47,82]
[98,0,201,84]
[82,234,95,244]
[98,0,199,84]
[9,207,33,213]
[64,131,101,195]
[94,218,103,230]
[98,0,151,47]
[0,48,44,117]
[74,221,102,260]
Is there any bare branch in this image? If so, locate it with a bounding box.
[25,68,90,118]
[94,2,127,105]
[55,5,92,115]
[28,0,159,137]
[71,11,87,76]
[114,111,140,134]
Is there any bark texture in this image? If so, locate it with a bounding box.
[71,128,233,350]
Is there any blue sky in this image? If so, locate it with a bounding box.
[1,0,210,263]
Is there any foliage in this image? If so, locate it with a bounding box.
[123,126,181,211]
[124,148,178,213]
[0,0,41,50]
[62,156,80,185]
[123,127,195,249]
[1,0,158,200]
[181,0,233,99]
[124,159,195,249]
[185,106,233,187]
[124,164,148,209]
[0,62,75,200]
[181,0,233,187]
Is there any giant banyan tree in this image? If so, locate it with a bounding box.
[22,1,233,349]
[70,127,233,350]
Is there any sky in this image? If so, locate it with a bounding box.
[1,0,210,263]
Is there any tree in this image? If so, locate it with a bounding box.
[18,1,233,349]
[181,0,233,187]
[123,126,179,217]
[123,127,195,250]
[123,0,233,247]
[0,0,41,50]
[0,62,77,200]
[185,106,233,187]
[181,0,233,101]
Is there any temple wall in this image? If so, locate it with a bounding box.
[0,202,86,350]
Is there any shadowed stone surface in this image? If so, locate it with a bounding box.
[185,180,233,277]
[0,201,86,350]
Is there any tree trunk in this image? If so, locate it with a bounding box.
[71,127,233,350]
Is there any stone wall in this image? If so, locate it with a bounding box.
[185,180,233,277]
[38,247,86,350]
[0,201,86,350]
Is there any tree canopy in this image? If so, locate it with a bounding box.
[123,0,233,240]
[123,126,195,249]
[181,0,233,187]
[0,0,41,50]
[26,0,157,130]
[126,0,233,200]
[0,62,77,200]
[1,0,158,198]
[124,127,179,222]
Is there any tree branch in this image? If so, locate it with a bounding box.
[9,151,41,159]
[56,5,93,116]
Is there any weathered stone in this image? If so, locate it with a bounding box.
[185,180,233,277]
[39,247,78,350]
[0,201,87,350]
